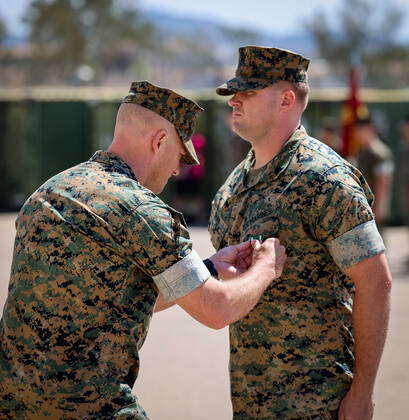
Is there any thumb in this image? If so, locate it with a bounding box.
[251,239,261,250]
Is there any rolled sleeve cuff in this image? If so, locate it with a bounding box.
[152,250,211,302]
[326,219,385,270]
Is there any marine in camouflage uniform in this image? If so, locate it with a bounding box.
[209,46,391,419]
[355,116,394,227]
[398,116,409,268]
[0,82,206,419]
[0,81,287,419]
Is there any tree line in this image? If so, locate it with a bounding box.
[0,0,408,88]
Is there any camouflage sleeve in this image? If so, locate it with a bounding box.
[326,219,385,270]
[123,203,210,301]
[306,177,385,270]
[208,193,227,250]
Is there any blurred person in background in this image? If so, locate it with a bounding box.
[398,115,409,268]
[210,45,392,420]
[316,116,342,153]
[173,133,208,225]
[0,81,287,420]
[355,115,394,229]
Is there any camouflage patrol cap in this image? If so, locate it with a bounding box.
[123,81,204,165]
[216,46,310,96]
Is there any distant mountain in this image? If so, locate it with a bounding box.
[4,8,316,58]
[1,7,318,89]
[143,9,317,61]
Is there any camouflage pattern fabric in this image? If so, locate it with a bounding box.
[209,127,385,419]
[216,46,310,96]
[123,81,204,165]
[296,408,338,420]
[0,151,195,419]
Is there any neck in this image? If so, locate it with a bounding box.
[107,142,150,185]
[252,120,300,169]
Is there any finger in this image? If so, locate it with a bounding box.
[277,245,286,258]
[237,250,252,267]
[234,241,253,252]
[236,255,246,267]
[238,255,252,270]
[243,254,252,266]
[238,247,253,259]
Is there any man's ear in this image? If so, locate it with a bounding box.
[280,89,296,111]
[151,129,167,154]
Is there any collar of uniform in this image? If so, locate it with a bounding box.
[241,126,307,191]
[89,150,137,181]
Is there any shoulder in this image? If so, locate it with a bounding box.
[291,136,368,193]
[32,160,168,221]
[294,136,349,175]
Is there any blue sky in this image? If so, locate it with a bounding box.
[2,0,409,38]
[139,0,341,34]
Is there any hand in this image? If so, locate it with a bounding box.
[251,238,286,280]
[210,241,254,279]
[338,389,374,420]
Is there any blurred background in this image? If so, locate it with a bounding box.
[1,1,409,418]
[1,0,409,225]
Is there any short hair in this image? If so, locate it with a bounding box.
[291,82,310,110]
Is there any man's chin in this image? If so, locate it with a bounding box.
[232,126,252,143]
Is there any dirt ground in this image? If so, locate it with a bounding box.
[1,215,408,419]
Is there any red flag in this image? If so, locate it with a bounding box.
[341,68,368,159]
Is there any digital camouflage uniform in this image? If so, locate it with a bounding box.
[0,83,208,419]
[210,47,385,419]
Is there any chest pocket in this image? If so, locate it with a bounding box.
[225,189,284,245]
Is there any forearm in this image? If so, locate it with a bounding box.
[176,238,285,329]
[154,293,176,313]
[176,267,273,330]
[351,286,390,392]
[347,254,392,394]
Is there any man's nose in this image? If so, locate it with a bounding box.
[228,93,241,107]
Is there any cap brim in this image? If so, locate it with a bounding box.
[215,83,237,96]
[216,77,276,96]
[180,139,200,165]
